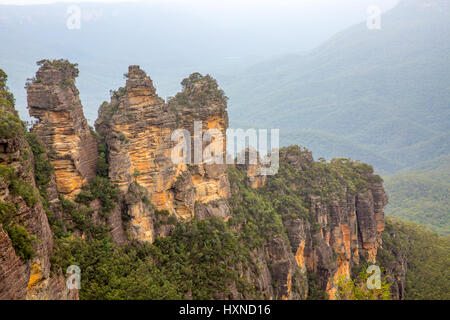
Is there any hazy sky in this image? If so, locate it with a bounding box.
[0,0,399,10]
[0,0,400,123]
[0,0,140,4]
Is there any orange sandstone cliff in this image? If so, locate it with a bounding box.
[228,147,387,299]
[95,67,230,242]
[27,60,97,199]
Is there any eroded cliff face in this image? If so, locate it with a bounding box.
[27,60,97,199]
[168,72,230,213]
[314,183,386,299]
[230,147,387,300]
[298,154,385,300]
[0,76,76,299]
[95,66,230,242]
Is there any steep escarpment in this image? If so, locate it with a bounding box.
[0,69,76,300]
[95,66,230,242]
[228,146,387,299]
[168,72,230,219]
[27,59,97,198]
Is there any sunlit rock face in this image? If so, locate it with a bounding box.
[95,66,231,242]
[278,148,387,300]
[27,60,98,199]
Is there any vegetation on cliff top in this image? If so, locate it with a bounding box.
[0,111,24,140]
[168,72,228,117]
[25,59,79,89]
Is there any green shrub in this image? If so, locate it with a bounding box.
[0,165,37,207]
[0,69,7,89]
[335,265,392,300]
[306,272,327,300]
[26,133,54,197]
[0,199,16,225]
[0,111,24,139]
[75,177,119,215]
[1,200,34,261]
[3,224,35,261]
[167,216,177,225]
[90,128,109,178]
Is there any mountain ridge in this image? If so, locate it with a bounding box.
[221,0,450,174]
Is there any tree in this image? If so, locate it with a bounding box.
[336,266,392,300]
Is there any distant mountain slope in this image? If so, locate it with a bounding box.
[385,132,450,169]
[280,130,401,173]
[222,0,450,173]
[383,154,450,236]
[0,0,397,123]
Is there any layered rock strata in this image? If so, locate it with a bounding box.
[27,60,97,198]
[96,67,231,242]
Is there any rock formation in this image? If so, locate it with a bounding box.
[1,63,394,300]
[27,59,97,198]
[229,146,387,299]
[289,148,386,299]
[95,67,231,242]
[94,67,387,298]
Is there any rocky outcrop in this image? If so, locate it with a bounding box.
[168,72,230,211]
[312,185,386,299]
[289,153,386,299]
[96,66,231,242]
[265,236,306,300]
[232,146,387,300]
[27,59,97,198]
[0,77,76,299]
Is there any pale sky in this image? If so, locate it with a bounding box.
[0,0,141,4]
[0,0,399,9]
